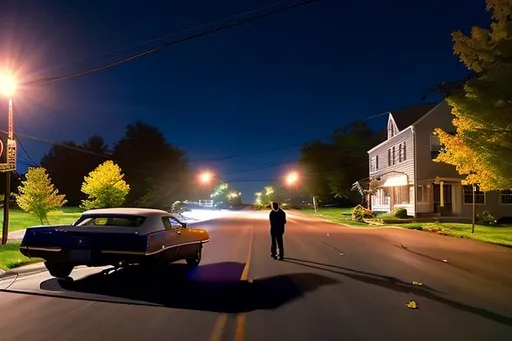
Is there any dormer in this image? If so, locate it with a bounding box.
[387,114,399,139]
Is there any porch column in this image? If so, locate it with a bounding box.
[440,181,444,207]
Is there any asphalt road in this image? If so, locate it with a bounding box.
[1,209,512,341]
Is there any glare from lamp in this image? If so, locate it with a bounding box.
[0,74,16,97]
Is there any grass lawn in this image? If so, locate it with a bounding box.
[300,207,369,227]
[0,207,82,269]
[0,241,42,270]
[299,207,512,247]
[401,222,512,247]
[0,206,83,232]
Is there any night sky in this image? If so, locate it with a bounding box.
[0,0,490,202]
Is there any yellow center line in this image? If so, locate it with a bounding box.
[235,223,254,341]
[208,223,254,341]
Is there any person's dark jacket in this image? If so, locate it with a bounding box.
[269,203,286,234]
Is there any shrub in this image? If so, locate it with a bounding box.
[476,210,497,225]
[352,205,374,222]
[392,207,408,218]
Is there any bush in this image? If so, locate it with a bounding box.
[352,205,374,222]
[476,210,497,225]
[392,207,408,219]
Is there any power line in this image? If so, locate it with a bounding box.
[23,0,319,86]
[39,1,290,76]
[14,134,39,166]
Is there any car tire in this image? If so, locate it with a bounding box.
[45,262,74,278]
[186,246,202,267]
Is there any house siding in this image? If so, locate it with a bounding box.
[459,190,512,220]
[368,127,415,216]
[413,101,463,182]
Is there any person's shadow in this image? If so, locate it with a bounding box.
[39,261,338,313]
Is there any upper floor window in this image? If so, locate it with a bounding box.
[399,141,407,162]
[392,146,396,165]
[387,149,391,166]
[388,120,395,138]
[430,134,440,159]
[370,155,379,172]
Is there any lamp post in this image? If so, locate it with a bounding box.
[1,73,16,245]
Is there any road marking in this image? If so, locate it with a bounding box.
[235,313,246,341]
[235,224,254,341]
[208,313,228,341]
[209,224,254,341]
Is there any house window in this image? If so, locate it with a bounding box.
[388,121,394,138]
[370,156,378,172]
[392,186,411,205]
[501,190,512,204]
[398,141,407,163]
[463,185,485,204]
[392,146,396,165]
[388,149,391,166]
[430,134,440,159]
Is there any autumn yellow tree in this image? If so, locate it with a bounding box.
[81,160,130,210]
[434,0,512,191]
[16,167,67,224]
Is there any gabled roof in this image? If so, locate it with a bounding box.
[390,103,437,130]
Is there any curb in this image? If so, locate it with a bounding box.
[0,261,47,280]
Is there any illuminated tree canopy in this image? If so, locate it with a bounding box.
[434,0,512,190]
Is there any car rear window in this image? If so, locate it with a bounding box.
[74,215,146,227]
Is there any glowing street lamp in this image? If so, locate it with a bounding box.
[0,74,16,98]
[0,72,17,245]
[199,171,213,184]
[285,171,299,186]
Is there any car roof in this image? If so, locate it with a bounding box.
[81,207,170,217]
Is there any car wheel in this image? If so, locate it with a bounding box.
[45,262,74,278]
[186,246,202,267]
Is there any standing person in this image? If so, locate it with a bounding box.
[269,202,286,260]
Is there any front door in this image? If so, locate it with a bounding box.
[433,183,452,215]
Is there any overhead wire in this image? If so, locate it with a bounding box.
[22,0,320,86]
[38,1,290,76]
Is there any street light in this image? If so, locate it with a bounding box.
[0,73,17,245]
[199,171,213,184]
[285,171,299,186]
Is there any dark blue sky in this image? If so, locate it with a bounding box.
[0,0,490,202]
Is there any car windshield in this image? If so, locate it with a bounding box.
[73,215,146,227]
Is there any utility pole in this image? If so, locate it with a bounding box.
[2,96,15,245]
[471,184,476,234]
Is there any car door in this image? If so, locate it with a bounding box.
[167,216,196,259]
[159,216,183,262]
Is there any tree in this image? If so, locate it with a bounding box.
[81,160,130,210]
[112,121,190,208]
[210,181,230,205]
[299,121,384,203]
[16,167,67,224]
[40,135,109,206]
[434,0,512,191]
[254,185,285,206]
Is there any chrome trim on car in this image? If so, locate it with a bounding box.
[20,246,62,252]
[100,250,146,255]
[101,239,208,257]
